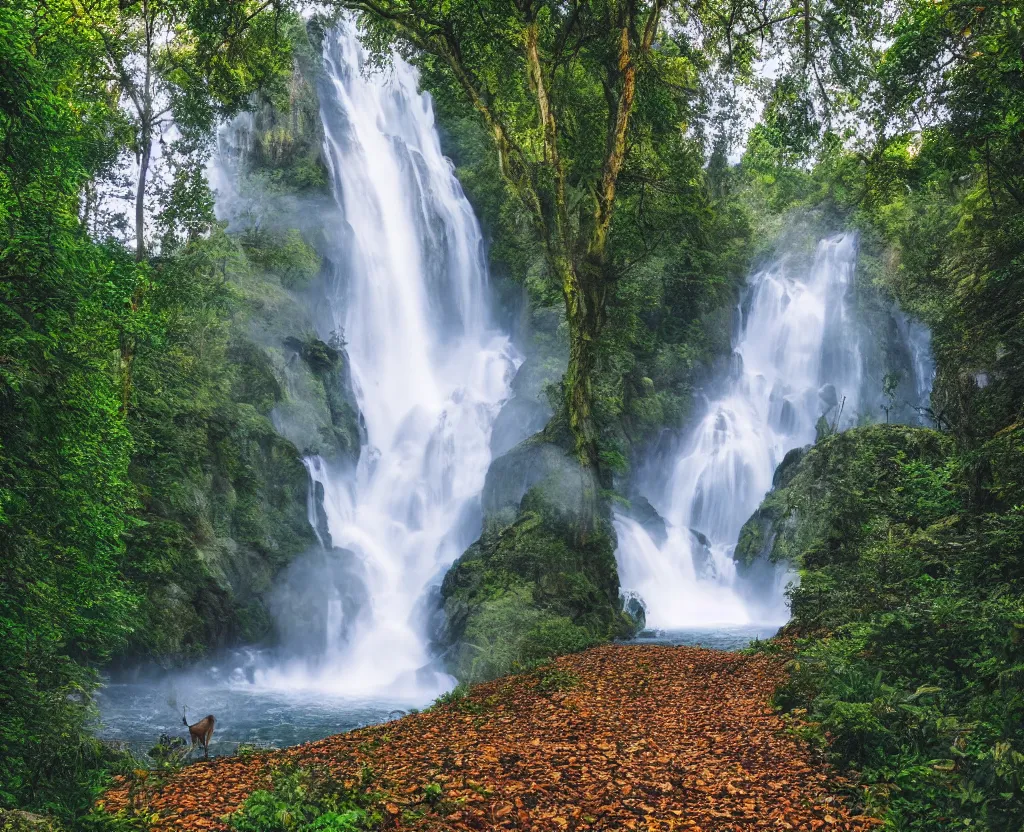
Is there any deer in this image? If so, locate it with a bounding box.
[182,707,216,760]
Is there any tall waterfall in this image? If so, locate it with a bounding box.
[615,234,933,630]
[261,24,518,698]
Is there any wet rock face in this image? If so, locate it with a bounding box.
[120,38,354,661]
[490,306,566,459]
[489,393,551,458]
[481,437,599,530]
[272,333,362,465]
[773,445,808,489]
[619,494,668,548]
[622,592,647,631]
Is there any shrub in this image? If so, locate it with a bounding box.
[226,765,383,832]
[761,427,1024,830]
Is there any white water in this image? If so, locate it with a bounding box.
[615,234,932,631]
[255,23,518,700]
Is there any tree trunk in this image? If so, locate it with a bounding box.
[135,132,151,262]
[544,253,598,532]
[121,130,151,413]
[556,255,602,466]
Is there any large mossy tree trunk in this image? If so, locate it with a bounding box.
[556,256,604,479]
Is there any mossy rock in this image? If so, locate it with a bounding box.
[228,338,284,414]
[125,402,316,659]
[242,227,323,289]
[619,493,668,547]
[441,444,635,682]
[735,424,954,573]
[246,19,329,193]
[269,335,362,463]
[116,26,351,664]
[481,436,599,532]
[489,392,551,458]
[283,334,339,373]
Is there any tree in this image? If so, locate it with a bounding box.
[341,0,681,486]
[1,0,139,811]
[68,0,294,409]
[1,0,300,812]
[71,0,294,259]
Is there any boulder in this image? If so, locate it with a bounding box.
[482,437,599,531]
[619,494,668,547]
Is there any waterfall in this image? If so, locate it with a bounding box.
[260,23,518,699]
[615,234,934,631]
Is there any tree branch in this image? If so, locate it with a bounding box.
[590,0,663,263]
[524,19,569,243]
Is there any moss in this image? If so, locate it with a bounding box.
[452,584,601,683]
[241,227,322,289]
[126,398,317,658]
[735,424,955,576]
[228,339,284,414]
[120,34,376,661]
[0,811,63,832]
[245,20,329,194]
[734,510,771,570]
[276,334,362,463]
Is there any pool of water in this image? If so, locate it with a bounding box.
[630,624,782,651]
[93,650,424,758]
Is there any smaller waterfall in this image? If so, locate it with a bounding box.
[893,310,936,418]
[616,234,934,630]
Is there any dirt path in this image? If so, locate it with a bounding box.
[102,645,875,830]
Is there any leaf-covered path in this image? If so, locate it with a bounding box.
[103,645,876,830]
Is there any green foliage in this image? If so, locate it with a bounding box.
[0,0,140,817]
[122,228,317,658]
[241,229,322,290]
[0,0,313,821]
[243,17,329,194]
[75,0,297,254]
[0,809,67,831]
[745,9,1024,825]
[429,684,475,711]
[752,427,1024,829]
[419,782,442,807]
[533,665,581,693]
[431,49,754,475]
[145,736,188,772]
[227,765,383,832]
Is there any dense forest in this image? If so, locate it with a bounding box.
[1,0,1022,830]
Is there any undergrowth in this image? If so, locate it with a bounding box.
[226,764,386,832]
[766,427,1024,831]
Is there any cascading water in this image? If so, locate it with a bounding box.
[615,234,933,634]
[95,22,518,751]
[258,23,518,699]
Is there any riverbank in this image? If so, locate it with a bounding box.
[101,644,875,831]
